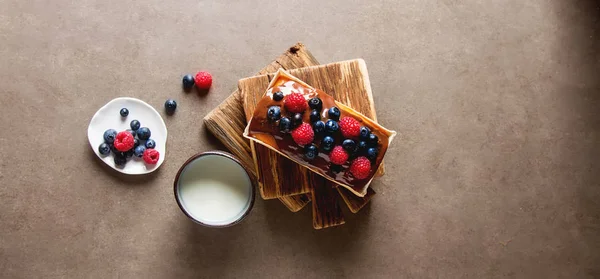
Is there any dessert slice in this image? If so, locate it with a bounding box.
[243,69,396,197]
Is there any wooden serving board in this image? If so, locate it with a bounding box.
[203,43,318,212]
[239,59,383,225]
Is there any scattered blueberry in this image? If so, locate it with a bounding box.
[359,126,371,140]
[130,120,141,131]
[103,129,117,143]
[310,110,320,122]
[134,145,146,158]
[114,155,127,167]
[313,120,325,135]
[328,107,340,121]
[134,138,140,147]
[126,129,136,137]
[322,136,335,152]
[292,113,303,127]
[267,106,281,121]
[125,149,134,158]
[342,139,357,152]
[368,133,379,145]
[273,91,284,101]
[137,127,151,140]
[165,99,177,115]
[304,144,319,160]
[120,108,129,117]
[279,117,292,133]
[145,139,156,149]
[182,74,195,90]
[98,143,111,156]
[308,97,323,111]
[367,147,379,161]
[325,120,339,133]
[358,140,369,154]
[109,143,119,153]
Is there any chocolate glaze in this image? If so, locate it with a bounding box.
[247,76,392,195]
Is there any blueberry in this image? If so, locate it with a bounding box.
[308,97,322,111]
[359,126,371,140]
[182,74,195,90]
[126,129,136,137]
[120,108,129,117]
[368,133,379,145]
[273,91,284,101]
[267,106,281,121]
[358,140,369,154]
[279,117,292,133]
[114,155,127,167]
[109,143,119,154]
[103,129,117,144]
[165,99,177,115]
[342,139,357,153]
[130,120,141,131]
[310,110,320,122]
[292,113,303,127]
[125,149,134,158]
[304,144,319,160]
[313,120,325,135]
[137,127,151,140]
[98,143,111,156]
[328,107,340,120]
[134,138,140,147]
[367,147,379,161]
[325,120,339,133]
[134,145,146,158]
[321,136,335,152]
[145,139,156,149]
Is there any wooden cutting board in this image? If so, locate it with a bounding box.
[239,59,382,218]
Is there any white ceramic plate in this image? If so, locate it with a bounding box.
[88,97,167,175]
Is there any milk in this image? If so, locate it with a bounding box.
[177,155,252,226]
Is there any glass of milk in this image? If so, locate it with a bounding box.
[174,151,255,227]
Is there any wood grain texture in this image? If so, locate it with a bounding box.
[239,59,384,200]
[311,177,345,229]
[278,194,311,212]
[337,186,375,213]
[203,43,318,211]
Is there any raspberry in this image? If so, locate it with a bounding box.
[143,148,160,164]
[194,71,212,90]
[113,131,135,152]
[291,122,314,146]
[349,156,371,180]
[339,117,361,138]
[329,146,349,165]
[284,92,308,113]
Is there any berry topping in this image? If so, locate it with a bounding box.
[308,97,323,111]
[134,145,146,158]
[325,120,339,134]
[329,146,349,165]
[103,129,117,144]
[359,126,371,140]
[109,143,119,154]
[273,91,284,101]
[313,120,325,135]
[134,138,140,147]
[143,148,160,164]
[114,155,127,167]
[145,139,156,149]
[113,131,135,152]
[310,110,321,122]
[98,143,110,156]
[321,136,335,152]
[137,127,151,140]
[328,107,341,120]
[304,144,319,160]
[342,139,357,153]
[368,133,379,145]
[284,92,308,113]
[330,164,343,173]
[165,99,177,115]
[349,157,372,180]
[279,117,292,133]
[125,149,134,158]
[126,129,136,137]
[367,147,379,161]
[130,120,140,131]
[339,117,361,138]
[120,108,129,117]
[194,71,213,90]
[292,113,303,127]
[358,140,369,154]
[182,74,195,90]
[267,106,281,121]
[291,122,314,146]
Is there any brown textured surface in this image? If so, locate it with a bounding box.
[1,0,599,278]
